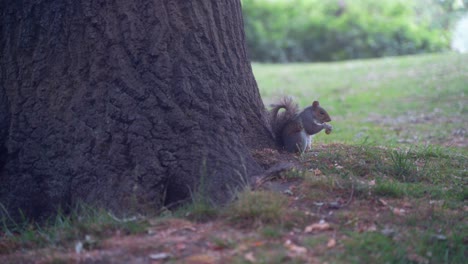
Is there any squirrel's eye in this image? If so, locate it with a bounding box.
[320,111,325,115]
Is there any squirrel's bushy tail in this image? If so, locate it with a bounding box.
[270,97,299,145]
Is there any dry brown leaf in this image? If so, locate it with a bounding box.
[367,224,377,232]
[429,200,444,206]
[407,253,429,264]
[184,254,216,264]
[392,208,406,216]
[251,241,265,247]
[235,243,248,252]
[327,238,336,248]
[305,220,331,233]
[284,239,307,254]
[208,242,224,251]
[378,198,388,206]
[358,222,378,233]
[402,201,412,208]
[314,169,322,176]
[244,252,256,262]
[176,243,186,251]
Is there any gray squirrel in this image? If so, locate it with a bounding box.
[271,97,332,153]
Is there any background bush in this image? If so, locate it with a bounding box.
[242,0,466,62]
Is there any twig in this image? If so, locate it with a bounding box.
[107,212,143,223]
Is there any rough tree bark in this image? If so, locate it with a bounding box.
[0,0,274,219]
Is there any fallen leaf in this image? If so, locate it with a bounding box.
[381,227,396,237]
[176,242,186,250]
[149,252,172,260]
[184,254,216,264]
[314,169,322,176]
[429,200,444,206]
[208,242,226,251]
[368,179,376,186]
[378,198,388,206]
[327,238,336,248]
[407,253,429,264]
[75,241,83,254]
[251,241,265,247]
[431,234,447,241]
[284,239,307,254]
[305,220,331,233]
[357,222,378,233]
[182,226,197,232]
[244,252,256,262]
[367,224,377,232]
[402,201,412,208]
[235,243,248,252]
[392,208,406,216]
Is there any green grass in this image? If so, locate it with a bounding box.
[173,197,219,221]
[0,204,148,254]
[339,215,467,264]
[227,190,289,227]
[341,232,408,263]
[314,143,465,199]
[255,52,468,146]
[252,53,467,263]
[260,226,284,239]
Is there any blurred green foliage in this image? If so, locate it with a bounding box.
[242,0,466,62]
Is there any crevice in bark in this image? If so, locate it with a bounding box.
[0,89,10,173]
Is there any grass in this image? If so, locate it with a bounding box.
[0,204,148,255]
[253,52,467,263]
[227,190,289,228]
[341,232,408,263]
[1,52,467,263]
[255,52,468,146]
[338,206,467,264]
[260,226,283,239]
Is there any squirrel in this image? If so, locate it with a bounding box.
[270,97,332,153]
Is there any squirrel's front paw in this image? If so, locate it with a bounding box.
[324,123,332,134]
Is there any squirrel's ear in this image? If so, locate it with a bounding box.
[312,101,320,108]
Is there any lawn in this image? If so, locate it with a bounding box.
[1,53,467,263]
[255,52,468,147]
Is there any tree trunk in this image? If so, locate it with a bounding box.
[0,0,274,219]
